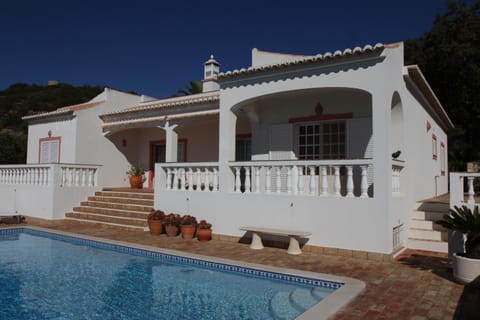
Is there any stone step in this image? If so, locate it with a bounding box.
[407,238,448,253]
[66,212,148,227]
[416,202,450,213]
[269,292,299,320]
[73,206,150,219]
[96,191,154,200]
[409,228,448,241]
[80,201,152,213]
[410,219,447,231]
[412,210,447,221]
[64,217,147,232]
[88,196,154,206]
[289,288,317,312]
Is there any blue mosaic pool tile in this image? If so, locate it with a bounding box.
[1,227,344,290]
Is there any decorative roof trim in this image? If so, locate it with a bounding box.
[100,91,220,117]
[101,110,219,129]
[405,65,454,131]
[22,101,104,121]
[219,43,385,79]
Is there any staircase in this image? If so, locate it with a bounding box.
[269,287,329,319]
[407,201,449,253]
[65,188,153,232]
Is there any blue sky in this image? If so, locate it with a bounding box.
[0,0,461,98]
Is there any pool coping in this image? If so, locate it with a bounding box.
[2,226,365,320]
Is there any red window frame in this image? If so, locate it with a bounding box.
[432,134,437,160]
[38,136,61,163]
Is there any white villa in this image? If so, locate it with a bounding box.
[2,41,470,259]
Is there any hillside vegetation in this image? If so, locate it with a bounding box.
[0,83,103,164]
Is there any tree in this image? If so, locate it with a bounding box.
[405,0,480,169]
[172,80,202,97]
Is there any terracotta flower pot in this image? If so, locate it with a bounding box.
[180,225,196,240]
[197,228,212,241]
[148,220,163,235]
[129,175,143,189]
[165,224,179,237]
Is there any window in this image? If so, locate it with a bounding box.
[432,134,437,160]
[235,136,251,161]
[39,137,61,163]
[440,142,445,176]
[296,121,346,160]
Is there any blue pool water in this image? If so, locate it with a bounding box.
[0,228,340,320]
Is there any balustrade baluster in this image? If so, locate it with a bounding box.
[346,166,354,197]
[360,165,368,198]
[212,168,219,192]
[166,168,172,189]
[275,167,282,193]
[467,176,475,204]
[254,167,261,193]
[234,167,241,193]
[333,166,341,197]
[244,167,251,193]
[180,168,186,190]
[203,168,210,192]
[196,168,202,191]
[286,166,292,194]
[187,168,193,191]
[320,166,328,196]
[265,167,271,193]
[309,166,316,195]
[172,168,178,190]
[298,166,304,195]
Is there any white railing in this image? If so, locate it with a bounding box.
[0,165,52,185]
[450,172,480,207]
[0,164,100,187]
[230,159,373,198]
[392,160,404,195]
[161,162,219,192]
[59,165,98,187]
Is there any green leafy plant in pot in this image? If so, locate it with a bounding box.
[437,205,480,283]
[126,164,144,189]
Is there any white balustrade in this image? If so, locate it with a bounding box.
[391,162,404,195]
[229,160,373,198]
[0,164,99,187]
[59,166,98,187]
[160,163,220,193]
[450,172,480,207]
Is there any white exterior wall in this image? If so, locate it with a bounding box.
[26,117,77,164]
[154,45,410,254]
[74,89,147,186]
[177,118,219,162]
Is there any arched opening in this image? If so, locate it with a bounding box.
[390,91,404,160]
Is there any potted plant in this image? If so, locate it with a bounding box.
[437,205,480,283]
[163,213,181,237]
[180,214,198,240]
[126,164,144,189]
[197,219,212,241]
[147,209,165,235]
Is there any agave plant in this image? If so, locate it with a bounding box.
[437,205,480,259]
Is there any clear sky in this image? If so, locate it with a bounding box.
[0,0,461,99]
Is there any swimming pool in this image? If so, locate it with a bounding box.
[0,227,364,320]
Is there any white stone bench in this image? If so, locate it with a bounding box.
[240,226,311,255]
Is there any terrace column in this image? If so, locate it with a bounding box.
[219,105,237,193]
[163,122,178,162]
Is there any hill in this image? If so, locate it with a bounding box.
[0,83,103,164]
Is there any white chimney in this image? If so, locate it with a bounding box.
[202,54,220,92]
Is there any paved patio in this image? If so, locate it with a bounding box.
[2,218,479,320]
